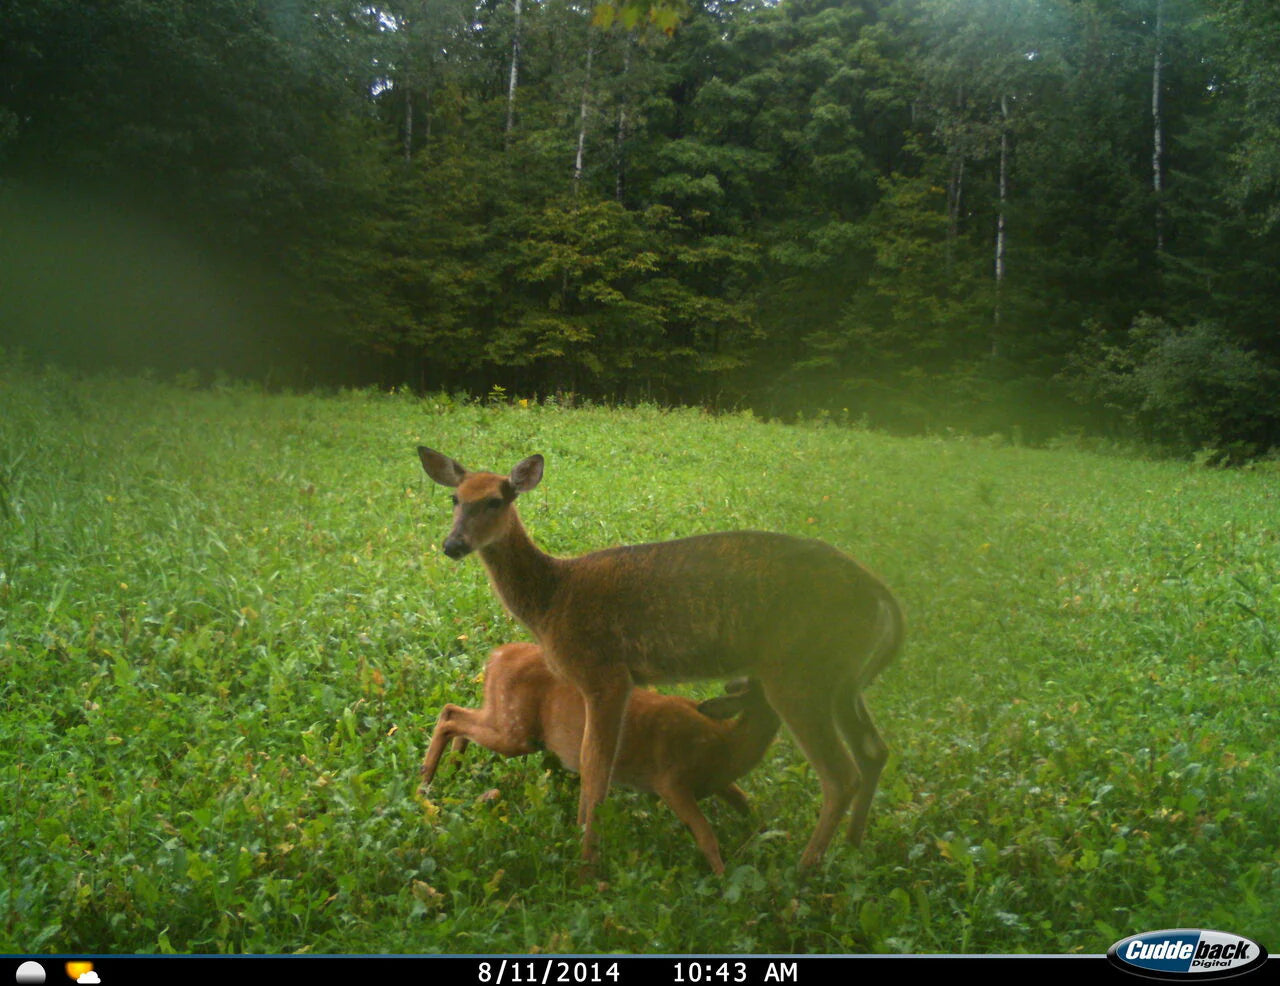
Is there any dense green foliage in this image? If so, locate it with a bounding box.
[2,366,1278,953]
[2,0,1279,456]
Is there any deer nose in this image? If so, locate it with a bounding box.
[443,535,471,560]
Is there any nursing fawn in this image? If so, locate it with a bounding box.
[422,642,779,874]
[417,447,904,868]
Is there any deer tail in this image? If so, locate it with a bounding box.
[856,591,905,692]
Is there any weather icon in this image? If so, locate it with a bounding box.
[62,965,95,984]
[15,962,46,985]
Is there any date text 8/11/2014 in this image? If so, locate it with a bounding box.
[478,960,620,984]
[473,960,801,984]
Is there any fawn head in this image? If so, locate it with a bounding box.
[418,447,543,559]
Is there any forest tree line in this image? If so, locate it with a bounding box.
[2,0,1279,458]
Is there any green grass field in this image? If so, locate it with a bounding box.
[2,365,1277,955]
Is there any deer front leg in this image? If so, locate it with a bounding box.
[420,704,535,787]
[574,663,633,863]
[421,703,467,786]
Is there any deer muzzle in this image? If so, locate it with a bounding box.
[443,533,472,560]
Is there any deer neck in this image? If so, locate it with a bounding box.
[477,512,561,635]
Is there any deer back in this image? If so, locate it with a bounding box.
[542,531,892,684]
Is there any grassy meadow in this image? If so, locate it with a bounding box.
[1,364,1278,955]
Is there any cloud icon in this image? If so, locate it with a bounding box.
[76,976,100,985]
[16,961,46,984]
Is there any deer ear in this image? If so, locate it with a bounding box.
[418,446,468,488]
[509,454,544,493]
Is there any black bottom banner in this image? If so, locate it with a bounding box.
[6,954,1276,986]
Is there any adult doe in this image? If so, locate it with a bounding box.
[422,642,779,874]
[417,446,904,868]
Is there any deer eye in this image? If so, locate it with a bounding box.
[485,498,503,510]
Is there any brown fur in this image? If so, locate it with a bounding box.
[422,643,779,874]
[418,447,905,868]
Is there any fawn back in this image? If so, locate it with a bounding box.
[422,642,779,873]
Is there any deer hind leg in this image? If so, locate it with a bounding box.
[420,704,537,787]
[762,678,857,868]
[573,663,633,862]
[836,687,889,847]
[656,781,726,875]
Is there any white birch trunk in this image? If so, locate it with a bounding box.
[1152,0,1164,256]
[614,41,632,201]
[403,88,414,163]
[946,152,963,272]
[573,43,595,191]
[993,92,1009,352]
[505,0,523,142]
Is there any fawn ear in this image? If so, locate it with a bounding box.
[509,454,544,494]
[723,677,752,696]
[419,447,468,488]
[696,693,745,721]
[697,678,760,720]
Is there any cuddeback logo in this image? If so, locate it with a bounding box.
[1108,929,1269,980]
